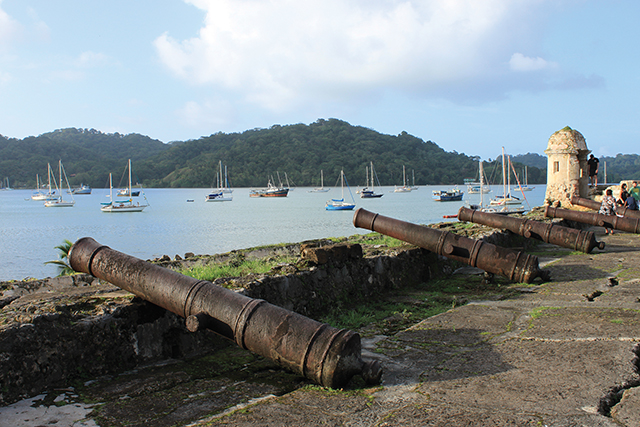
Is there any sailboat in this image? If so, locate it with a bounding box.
[44,160,75,207]
[101,159,149,212]
[394,165,412,192]
[481,148,524,214]
[360,162,383,198]
[518,166,534,192]
[465,161,492,194]
[325,170,356,210]
[308,170,330,193]
[31,173,57,201]
[410,170,418,190]
[206,160,233,202]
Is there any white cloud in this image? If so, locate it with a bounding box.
[155,0,564,110]
[0,3,21,51]
[509,53,556,72]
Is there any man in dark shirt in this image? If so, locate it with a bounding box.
[587,154,599,187]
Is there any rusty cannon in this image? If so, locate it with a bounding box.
[545,205,640,234]
[457,206,604,254]
[353,208,549,283]
[570,195,640,220]
[68,237,382,389]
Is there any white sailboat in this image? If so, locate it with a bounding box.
[325,170,356,210]
[394,165,412,192]
[101,159,149,212]
[206,160,233,202]
[31,172,57,201]
[44,161,75,207]
[481,148,524,214]
[360,162,383,198]
[309,170,330,193]
[518,166,534,192]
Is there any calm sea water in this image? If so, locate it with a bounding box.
[0,185,547,281]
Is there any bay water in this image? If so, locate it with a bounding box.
[0,185,547,282]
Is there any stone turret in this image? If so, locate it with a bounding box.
[544,126,590,206]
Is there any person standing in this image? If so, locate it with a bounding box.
[587,154,599,187]
[629,181,640,202]
[598,188,616,234]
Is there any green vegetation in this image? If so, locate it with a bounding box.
[321,275,519,336]
[178,255,298,282]
[0,119,548,189]
[44,239,75,276]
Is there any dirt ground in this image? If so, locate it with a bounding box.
[1,226,639,426]
[199,228,640,427]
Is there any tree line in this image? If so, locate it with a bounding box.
[0,119,568,189]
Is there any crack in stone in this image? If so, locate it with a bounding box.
[598,343,640,417]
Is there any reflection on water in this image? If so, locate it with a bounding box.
[0,186,547,281]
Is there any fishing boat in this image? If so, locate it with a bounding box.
[101,159,149,212]
[31,173,57,201]
[393,165,412,192]
[71,183,92,194]
[432,187,464,201]
[250,175,289,197]
[44,160,75,207]
[206,160,233,202]
[326,170,356,210]
[360,162,383,198]
[308,170,330,193]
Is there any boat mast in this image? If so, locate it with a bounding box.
[128,158,132,199]
[501,147,506,199]
[480,160,485,207]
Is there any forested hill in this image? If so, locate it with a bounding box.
[2,119,549,188]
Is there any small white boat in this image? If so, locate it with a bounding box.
[101,159,149,213]
[31,173,57,201]
[393,165,412,193]
[44,161,75,207]
[206,160,233,202]
[308,170,330,193]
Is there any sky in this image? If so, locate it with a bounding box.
[0,0,638,160]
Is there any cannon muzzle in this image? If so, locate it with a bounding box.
[458,207,604,253]
[353,208,549,283]
[571,195,640,219]
[69,237,382,389]
[545,206,640,234]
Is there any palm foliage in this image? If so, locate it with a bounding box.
[44,239,76,276]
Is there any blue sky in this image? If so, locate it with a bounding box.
[0,0,637,160]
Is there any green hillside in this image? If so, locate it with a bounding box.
[1,119,548,188]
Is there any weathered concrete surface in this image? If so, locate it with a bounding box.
[1,228,639,426]
[199,229,640,427]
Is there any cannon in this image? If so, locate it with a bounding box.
[68,237,382,389]
[353,208,549,283]
[457,207,604,253]
[545,205,640,234]
[570,195,640,220]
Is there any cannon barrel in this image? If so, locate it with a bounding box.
[353,208,549,283]
[457,207,604,253]
[571,195,640,219]
[545,206,640,234]
[68,237,381,389]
